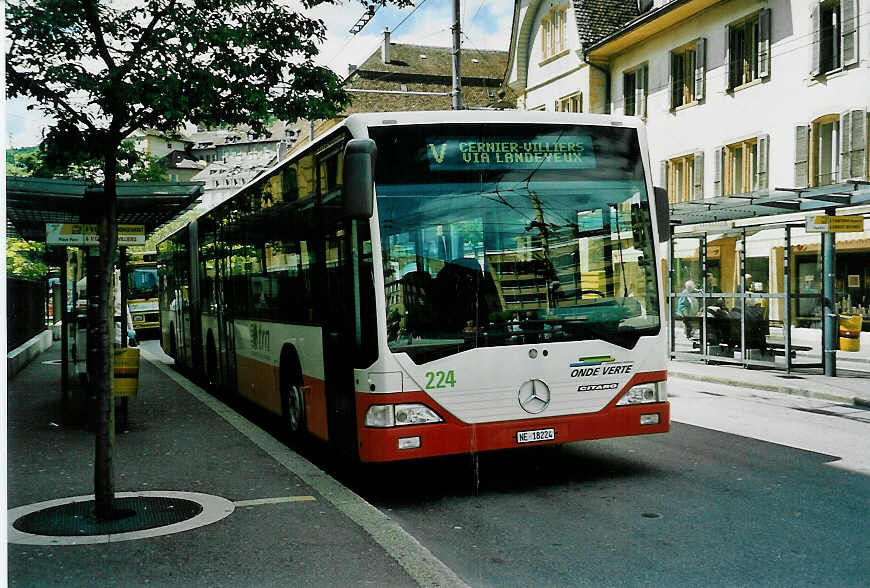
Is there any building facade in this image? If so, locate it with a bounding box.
[508,0,870,369]
[505,0,641,113]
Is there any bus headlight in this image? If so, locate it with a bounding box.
[365,403,443,427]
[616,381,667,406]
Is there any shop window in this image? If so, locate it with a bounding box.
[557,92,582,113]
[541,5,567,60]
[670,39,705,108]
[623,64,648,117]
[811,0,858,76]
[726,10,770,90]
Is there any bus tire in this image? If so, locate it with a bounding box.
[280,346,306,436]
[205,331,218,390]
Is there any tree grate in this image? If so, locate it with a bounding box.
[13,496,202,536]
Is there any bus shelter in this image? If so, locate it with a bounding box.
[6,177,203,414]
[667,180,870,376]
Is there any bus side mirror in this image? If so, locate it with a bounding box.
[344,138,377,219]
[653,186,670,242]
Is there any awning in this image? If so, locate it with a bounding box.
[6,177,203,242]
[669,181,870,226]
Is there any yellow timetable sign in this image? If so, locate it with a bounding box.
[118,224,146,245]
[46,223,145,245]
[805,215,865,233]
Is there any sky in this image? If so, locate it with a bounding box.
[4,0,514,149]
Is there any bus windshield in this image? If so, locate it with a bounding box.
[128,266,159,300]
[372,123,660,364]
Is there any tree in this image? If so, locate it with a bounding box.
[6,0,409,520]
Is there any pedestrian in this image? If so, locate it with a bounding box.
[677,279,699,338]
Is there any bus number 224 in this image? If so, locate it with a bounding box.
[425,370,456,389]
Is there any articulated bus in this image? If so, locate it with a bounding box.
[158,110,671,462]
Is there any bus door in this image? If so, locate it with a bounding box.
[318,140,362,457]
[322,221,359,457]
[216,241,237,391]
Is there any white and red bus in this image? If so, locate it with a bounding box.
[158,110,670,462]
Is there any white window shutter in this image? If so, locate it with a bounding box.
[693,151,704,200]
[757,134,770,189]
[637,65,648,118]
[668,51,675,109]
[694,38,706,101]
[848,109,867,179]
[842,0,858,67]
[713,146,723,196]
[758,9,771,79]
[795,125,810,187]
[725,25,734,90]
[810,3,821,77]
[840,111,852,180]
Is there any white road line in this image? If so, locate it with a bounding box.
[142,346,469,588]
[234,496,316,507]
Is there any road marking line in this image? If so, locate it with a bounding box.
[142,345,469,588]
[234,496,316,507]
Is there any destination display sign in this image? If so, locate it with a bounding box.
[805,215,865,233]
[426,134,596,171]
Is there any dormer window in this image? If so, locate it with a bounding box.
[541,5,567,60]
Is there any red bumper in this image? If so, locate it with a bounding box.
[356,371,669,463]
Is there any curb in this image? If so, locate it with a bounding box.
[668,369,870,407]
[7,329,53,379]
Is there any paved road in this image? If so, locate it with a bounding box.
[338,378,870,587]
[125,344,870,587]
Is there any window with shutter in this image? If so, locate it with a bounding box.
[726,11,767,89]
[723,137,759,195]
[795,125,810,187]
[670,42,697,109]
[808,116,839,186]
[813,0,859,76]
[667,154,696,203]
[840,109,867,180]
[623,64,647,117]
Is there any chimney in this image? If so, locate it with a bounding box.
[381,28,391,64]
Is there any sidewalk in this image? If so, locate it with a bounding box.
[6,341,462,588]
[668,359,870,406]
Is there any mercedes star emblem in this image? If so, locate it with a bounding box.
[518,379,551,414]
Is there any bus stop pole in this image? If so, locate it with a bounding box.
[60,246,70,407]
[822,219,837,376]
[120,246,128,350]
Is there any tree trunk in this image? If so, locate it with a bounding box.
[92,150,119,520]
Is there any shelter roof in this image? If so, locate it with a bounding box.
[6,177,203,242]
[669,181,870,227]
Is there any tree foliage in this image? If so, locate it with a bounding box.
[6,238,49,280]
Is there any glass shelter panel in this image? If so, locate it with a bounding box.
[789,226,824,368]
[670,236,703,357]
